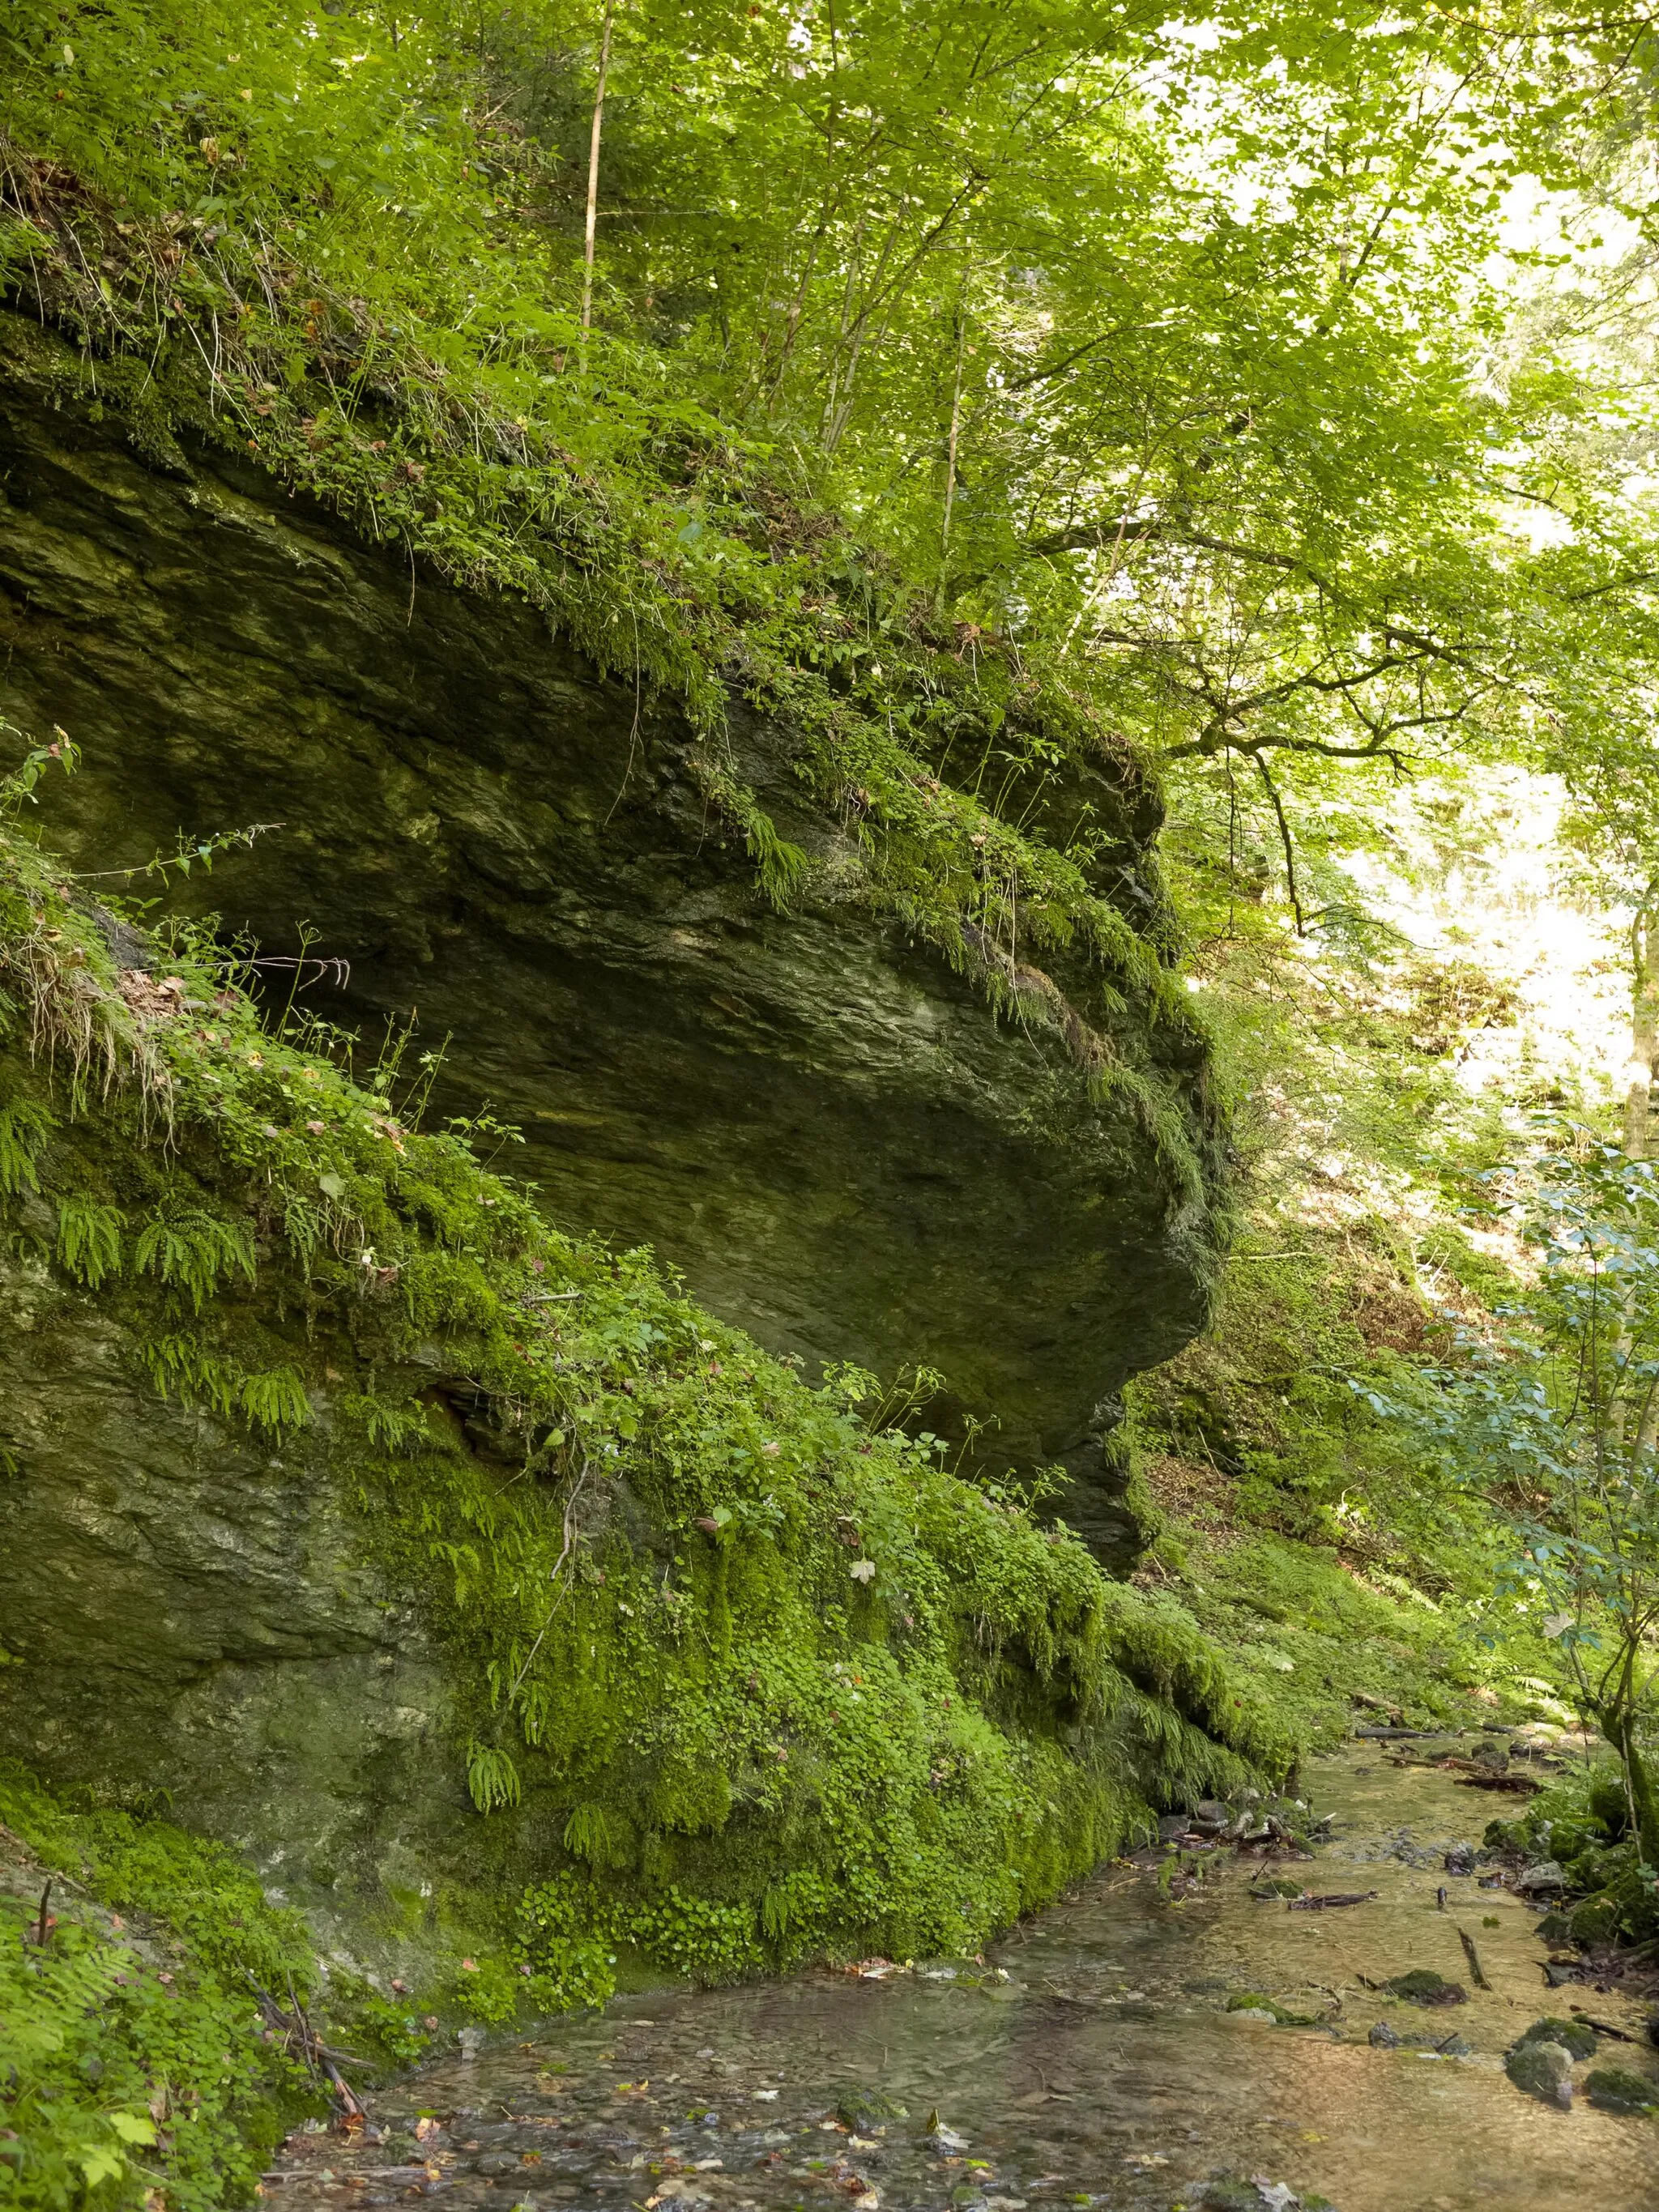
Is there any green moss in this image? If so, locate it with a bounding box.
[0,749,1284,2037]
[1584,2067,1659,2115]
[1513,2017,1599,2062]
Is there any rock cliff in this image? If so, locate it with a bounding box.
[0,309,1261,1997]
[0,310,1224,1564]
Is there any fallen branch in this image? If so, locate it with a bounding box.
[248,1980,368,2123]
[1286,1891,1379,1911]
[1457,1928,1491,1990]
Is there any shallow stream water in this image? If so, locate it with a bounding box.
[265,1743,1658,2212]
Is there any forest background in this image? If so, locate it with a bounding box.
[7,0,1659,2193]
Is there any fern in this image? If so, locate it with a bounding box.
[467,1741,522,1814]
[338,1392,434,1451]
[0,1096,52,1196]
[134,1202,255,1312]
[141,1335,239,1420]
[55,1196,124,1288]
[237,1367,311,1438]
[562,1801,625,1866]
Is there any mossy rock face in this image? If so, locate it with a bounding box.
[0,312,1225,1564]
[0,811,1281,1996]
[0,1205,493,1979]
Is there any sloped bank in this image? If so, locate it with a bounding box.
[0,779,1287,2025]
[0,309,1224,1562]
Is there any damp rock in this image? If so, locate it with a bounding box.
[1504,2039,1574,2108]
[1225,1993,1323,2027]
[836,2094,909,2134]
[1513,2016,1598,2063]
[1367,2022,1401,2049]
[1381,1971,1467,2007]
[1513,1860,1567,1899]
[1583,2067,1658,2115]
[1443,1843,1475,1875]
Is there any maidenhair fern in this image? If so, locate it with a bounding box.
[140,1336,309,1438]
[562,1801,627,1867]
[55,1195,124,1287]
[467,1741,522,1813]
[134,1201,256,1312]
[237,1367,311,1438]
[142,1334,240,1420]
[0,1096,51,1196]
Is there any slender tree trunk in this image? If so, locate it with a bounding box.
[940,295,967,587]
[1623,909,1659,1160]
[579,0,616,352]
[1607,911,1659,1451]
[1604,1704,1659,1865]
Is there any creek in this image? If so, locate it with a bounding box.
[262,1743,1658,2212]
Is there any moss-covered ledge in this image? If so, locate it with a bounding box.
[0,311,1226,1561]
[0,762,1286,2011]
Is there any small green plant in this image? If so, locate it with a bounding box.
[134,1200,256,1312]
[0,1763,320,2212]
[467,1741,522,1813]
[54,1194,123,1286]
[1373,1133,1659,1867]
[0,1096,51,1196]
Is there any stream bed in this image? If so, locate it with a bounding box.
[264,1742,1658,2212]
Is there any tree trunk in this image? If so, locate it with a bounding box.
[1622,909,1659,1160]
[579,0,616,350]
[1606,1705,1659,1867]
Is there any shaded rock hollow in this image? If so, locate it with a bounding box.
[0,314,1224,1560]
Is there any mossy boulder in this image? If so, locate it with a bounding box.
[1505,2039,1574,2108]
[1383,1969,1467,2006]
[1584,2067,1658,2116]
[1513,2017,1599,2063]
[0,309,1226,1565]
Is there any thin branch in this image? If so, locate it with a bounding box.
[1254,752,1304,937]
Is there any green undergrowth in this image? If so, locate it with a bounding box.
[1122,1214,1574,1744]
[0,2,1212,1180]
[0,1764,322,2212]
[0,748,1287,2044]
[1141,1532,1509,1747]
[1485,1767,1659,1948]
